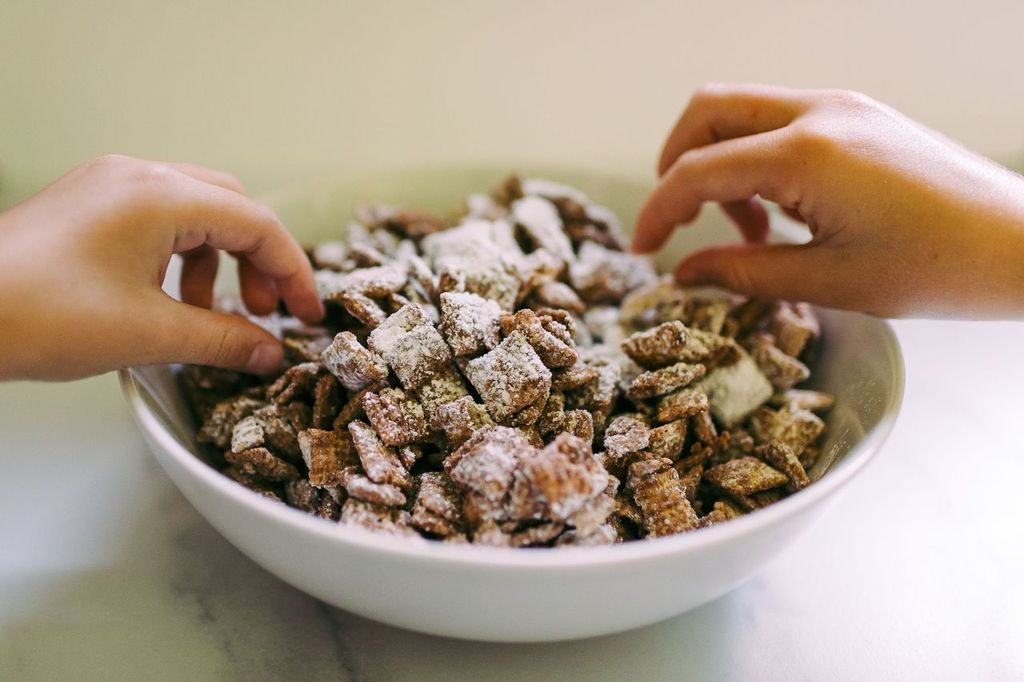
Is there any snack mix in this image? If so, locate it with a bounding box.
[180,176,834,547]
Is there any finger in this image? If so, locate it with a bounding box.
[634,129,796,254]
[161,162,246,194]
[674,243,824,303]
[720,198,770,244]
[657,83,808,176]
[179,244,220,308]
[142,293,284,374]
[163,178,324,323]
[237,255,280,316]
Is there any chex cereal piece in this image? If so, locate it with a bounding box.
[626,362,706,401]
[582,305,624,346]
[331,388,369,430]
[799,445,822,471]
[515,426,545,448]
[556,524,617,546]
[709,428,756,467]
[238,404,303,460]
[676,463,703,503]
[347,420,413,490]
[675,440,714,472]
[770,302,820,357]
[282,332,333,364]
[446,426,535,526]
[298,428,358,488]
[551,362,600,391]
[729,297,772,338]
[320,331,389,392]
[340,499,419,538]
[385,208,447,238]
[509,521,566,548]
[561,409,595,444]
[222,466,283,502]
[748,334,811,391]
[413,363,470,424]
[696,348,773,427]
[464,331,552,421]
[398,445,421,469]
[698,500,744,528]
[626,458,698,536]
[620,321,690,369]
[511,196,576,264]
[344,474,407,507]
[311,240,348,270]
[769,389,835,413]
[535,391,566,435]
[750,405,825,457]
[618,276,688,327]
[756,440,810,492]
[732,487,785,512]
[324,263,409,299]
[436,253,521,312]
[691,411,718,447]
[613,485,644,529]
[281,401,313,433]
[311,374,343,429]
[565,476,619,537]
[705,456,788,498]
[499,309,577,369]
[686,299,731,335]
[438,291,503,357]
[225,447,301,482]
[368,304,452,390]
[178,365,256,422]
[603,415,651,459]
[472,522,513,547]
[230,415,265,454]
[198,396,264,450]
[656,387,710,423]
[410,472,464,537]
[362,388,430,446]
[266,362,322,404]
[569,241,657,304]
[510,433,609,522]
[503,389,549,427]
[284,479,324,513]
[434,395,494,449]
[338,291,388,328]
[565,347,621,433]
[527,281,586,314]
[645,419,687,461]
[510,248,563,302]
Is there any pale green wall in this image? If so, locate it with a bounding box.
[2,0,1023,210]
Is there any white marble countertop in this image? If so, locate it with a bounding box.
[2,319,1023,681]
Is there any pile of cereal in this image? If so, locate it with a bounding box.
[178,176,834,547]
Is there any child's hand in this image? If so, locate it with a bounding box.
[633,84,1024,319]
[0,155,323,380]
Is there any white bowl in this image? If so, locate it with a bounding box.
[120,166,904,642]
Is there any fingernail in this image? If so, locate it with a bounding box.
[245,342,281,374]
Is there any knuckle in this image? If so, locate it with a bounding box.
[81,153,134,176]
[722,257,756,294]
[691,81,729,104]
[788,121,843,161]
[205,326,249,366]
[820,88,878,113]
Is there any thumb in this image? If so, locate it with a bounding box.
[674,243,825,302]
[143,296,284,373]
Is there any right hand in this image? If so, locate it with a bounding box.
[632,84,1024,319]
